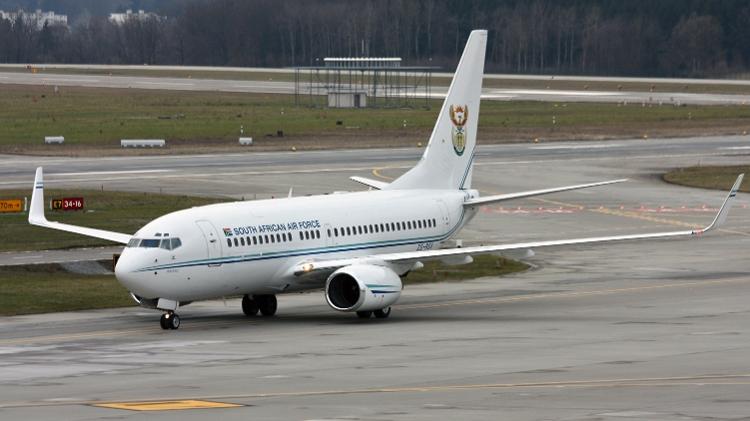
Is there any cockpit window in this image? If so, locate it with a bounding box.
[127,238,181,249]
[141,239,160,248]
[159,238,182,250]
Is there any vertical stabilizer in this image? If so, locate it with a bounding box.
[387,30,487,190]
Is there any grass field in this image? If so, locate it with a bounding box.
[0,255,528,316]
[404,255,529,284]
[0,189,227,252]
[663,165,750,192]
[0,264,132,316]
[2,84,750,154]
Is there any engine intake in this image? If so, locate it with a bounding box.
[325,264,402,312]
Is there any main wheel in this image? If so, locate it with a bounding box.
[242,295,259,316]
[356,311,372,319]
[169,313,181,329]
[374,307,391,319]
[160,313,180,330]
[255,294,277,316]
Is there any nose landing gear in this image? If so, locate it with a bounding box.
[160,312,181,330]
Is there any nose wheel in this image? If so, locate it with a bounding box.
[160,312,180,330]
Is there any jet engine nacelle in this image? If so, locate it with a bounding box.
[325,264,402,312]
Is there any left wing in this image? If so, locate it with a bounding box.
[293,174,743,276]
[29,167,132,244]
[464,178,628,207]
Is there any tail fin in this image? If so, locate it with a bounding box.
[387,29,487,190]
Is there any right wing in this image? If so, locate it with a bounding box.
[29,167,132,244]
[464,178,628,207]
[293,174,744,276]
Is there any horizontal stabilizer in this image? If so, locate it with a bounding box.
[350,176,389,190]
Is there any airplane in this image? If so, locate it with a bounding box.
[28,30,743,330]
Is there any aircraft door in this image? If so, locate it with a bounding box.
[195,220,222,266]
[436,199,451,226]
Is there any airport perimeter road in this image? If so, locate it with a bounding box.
[3,71,750,104]
[0,134,749,419]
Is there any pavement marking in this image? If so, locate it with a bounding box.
[529,144,623,150]
[135,81,194,86]
[371,167,395,181]
[533,197,750,237]
[718,146,750,150]
[52,169,174,176]
[3,374,748,410]
[94,400,242,411]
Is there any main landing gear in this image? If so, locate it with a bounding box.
[356,307,392,319]
[159,312,180,330]
[242,294,277,317]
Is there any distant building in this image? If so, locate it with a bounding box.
[109,9,164,24]
[0,9,68,29]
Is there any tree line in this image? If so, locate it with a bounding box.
[1,0,749,77]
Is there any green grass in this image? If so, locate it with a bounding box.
[0,189,227,252]
[3,84,750,151]
[0,264,131,316]
[404,255,529,284]
[663,166,750,192]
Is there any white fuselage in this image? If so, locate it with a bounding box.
[115,189,477,302]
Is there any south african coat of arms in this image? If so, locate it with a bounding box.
[449,104,468,156]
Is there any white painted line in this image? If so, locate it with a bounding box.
[52,169,174,176]
[12,255,42,260]
[135,81,194,86]
[717,146,750,150]
[530,144,623,150]
[41,78,99,83]
[496,89,623,97]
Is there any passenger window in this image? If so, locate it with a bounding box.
[334,228,338,237]
[327,228,331,237]
[304,231,309,240]
[299,232,304,241]
[240,237,246,246]
[264,235,269,243]
[271,235,276,244]
[276,233,281,243]
[233,238,239,247]
[346,227,351,236]
[227,239,232,247]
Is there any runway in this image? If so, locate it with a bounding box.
[3,70,750,105]
[0,135,749,419]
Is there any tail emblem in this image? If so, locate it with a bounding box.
[449,105,468,156]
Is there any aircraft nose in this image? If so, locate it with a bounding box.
[114,251,150,296]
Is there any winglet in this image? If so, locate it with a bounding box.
[29,166,47,226]
[27,166,132,244]
[698,173,744,234]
